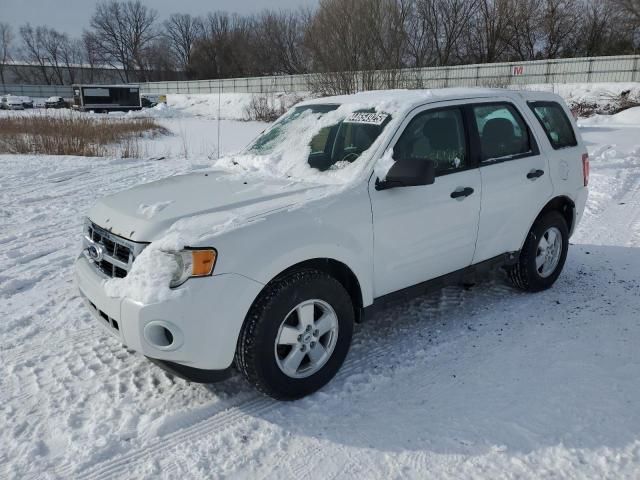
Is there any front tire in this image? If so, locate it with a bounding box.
[508,211,569,292]
[236,269,354,400]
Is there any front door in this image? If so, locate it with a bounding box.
[369,104,481,297]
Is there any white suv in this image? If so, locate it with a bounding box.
[75,88,588,399]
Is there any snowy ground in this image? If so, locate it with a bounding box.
[1,97,640,479]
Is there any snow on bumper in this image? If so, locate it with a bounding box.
[74,256,264,370]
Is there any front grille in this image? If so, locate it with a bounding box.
[83,220,146,278]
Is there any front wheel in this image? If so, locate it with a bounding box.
[507,211,569,292]
[236,269,354,400]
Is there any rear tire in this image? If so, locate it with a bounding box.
[508,211,569,292]
[236,269,354,400]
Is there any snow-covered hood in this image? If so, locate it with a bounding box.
[88,171,326,242]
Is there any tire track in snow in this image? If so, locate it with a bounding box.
[61,338,404,480]
[59,278,511,480]
[221,282,513,480]
[0,326,99,364]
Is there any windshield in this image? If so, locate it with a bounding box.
[245,104,392,173]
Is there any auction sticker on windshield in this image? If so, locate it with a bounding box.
[344,112,390,125]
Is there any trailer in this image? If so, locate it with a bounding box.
[72,84,142,113]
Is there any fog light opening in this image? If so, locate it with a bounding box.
[146,324,175,348]
[163,328,173,345]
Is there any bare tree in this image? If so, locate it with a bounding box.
[404,0,436,68]
[254,10,309,75]
[88,0,158,82]
[61,39,86,84]
[416,0,479,65]
[0,23,13,84]
[40,28,70,84]
[189,12,255,79]
[464,0,514,63]
[163,13,203,77]
[540,0,582,58]
[615,0,640,22]
[81,32,101,83]
[305,0,409,93]
[504,0,544,60]
[143,36,180,81]
[18,24,54,84]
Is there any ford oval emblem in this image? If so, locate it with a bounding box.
[87,245,104,262]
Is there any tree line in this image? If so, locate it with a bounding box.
[1,0,639,86]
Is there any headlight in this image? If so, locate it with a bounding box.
[169,248,217,288]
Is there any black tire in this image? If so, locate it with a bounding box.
[508,211,569,292]
[236,269,354,400]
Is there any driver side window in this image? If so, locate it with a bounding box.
[393,107,467,176]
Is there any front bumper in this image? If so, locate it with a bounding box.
[74,256,264,371]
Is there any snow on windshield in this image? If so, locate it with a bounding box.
[212,102,395,184]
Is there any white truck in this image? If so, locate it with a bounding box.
[75,88,588,400]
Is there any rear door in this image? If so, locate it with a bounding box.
[470,100,553,264]
[527,99,587,201]
[370,103,481,297]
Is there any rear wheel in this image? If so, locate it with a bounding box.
[508,211,569,292]
[236,269,354,400]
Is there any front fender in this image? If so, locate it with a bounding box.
[211,186,374,306]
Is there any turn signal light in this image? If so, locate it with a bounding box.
[192,249,217,277]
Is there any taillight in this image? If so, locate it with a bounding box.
[582,153,589,187]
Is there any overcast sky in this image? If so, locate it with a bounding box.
[1,0,318,37]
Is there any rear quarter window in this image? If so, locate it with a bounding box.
[529,101,577,150]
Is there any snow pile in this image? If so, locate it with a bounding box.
[165,92,307,120]
[375,149,395,180]
[103,206,270,303]
[513,82,640,103]
[137,200,174,219]
[157,83,640,122]
[517,82,640,116]
[216,104,364,183]
[103,247,181,303]
[579,106,640,126]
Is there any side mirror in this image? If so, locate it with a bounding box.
[375,158,436,190]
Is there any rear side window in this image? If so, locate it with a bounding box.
[529,101,577,150]
[472,103,533,162]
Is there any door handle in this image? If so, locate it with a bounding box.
[527,169,545,179]
[450,187,474,199]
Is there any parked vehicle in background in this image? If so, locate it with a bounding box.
[45,96,68,109]
[19,96,34,109]
[75,88,588,400]
[72,84,142,113]
[1,95,26,110]
[141,94,167,108]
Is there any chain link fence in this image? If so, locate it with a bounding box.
[2,55,640,99]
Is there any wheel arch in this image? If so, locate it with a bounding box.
[537,195,576,235]
[256,258,365,323]
[518,196,575,252]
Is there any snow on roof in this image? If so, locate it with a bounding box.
[299,88,553,112]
